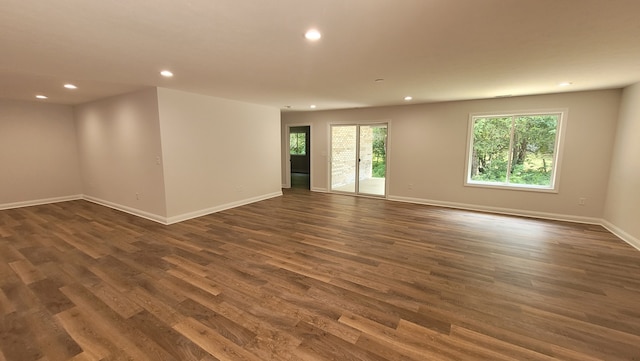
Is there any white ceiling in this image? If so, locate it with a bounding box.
[1,0,640,111]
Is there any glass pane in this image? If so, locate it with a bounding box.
[331,125,357,193]
[509,115,558,186]
[358,125,386,196]
[290,133,306,155]
[469,117,511,183]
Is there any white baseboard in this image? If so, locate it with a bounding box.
[0,194,83,210]
[3,192,638,252]
[601,220,640,251]
[388,195,640,252]
[165,191,283,225]
[82,195,168,224]
[2,192,284,225]
[387,195,601,225]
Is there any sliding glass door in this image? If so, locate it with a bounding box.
[330,124,387,197]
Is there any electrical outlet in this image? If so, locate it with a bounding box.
[136,192,140,200]
[578,197,586,206]
[408,183,413,190]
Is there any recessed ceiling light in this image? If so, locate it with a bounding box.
[404,96,413,101]
[558,82,572,87]
[35,95,48,99]
[64,84,77,89]
[160,70,174,77]
[305,29,321,41]
[310,105,317,109]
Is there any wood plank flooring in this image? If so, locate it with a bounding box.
[1,189,640,360]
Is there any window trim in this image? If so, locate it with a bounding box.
[463,109,568,193]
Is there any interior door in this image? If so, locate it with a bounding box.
[289,126,310,189]
[330,124,387,196]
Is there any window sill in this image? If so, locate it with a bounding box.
[464,181,558,194]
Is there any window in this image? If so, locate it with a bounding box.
[465,111,565,191]
[290,132,306,155]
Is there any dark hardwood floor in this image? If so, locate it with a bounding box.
[1,189,639,360]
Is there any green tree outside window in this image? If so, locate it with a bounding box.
[469,113,560,188]
[290,133,306,155]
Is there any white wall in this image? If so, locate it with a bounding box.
[75,88,167,220]
[282,90,621,222]
[0,99,81,208]
[604,83,640,248]
[157,88,282,222]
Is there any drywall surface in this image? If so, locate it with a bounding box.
[75,88,167,218]
[157,88,282,220]
[0,99,81,207]
[604,83,640,246]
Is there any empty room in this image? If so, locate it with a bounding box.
[1,1,640,360]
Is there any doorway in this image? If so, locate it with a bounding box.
[289,126,310,189]
[330,123,387,197]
